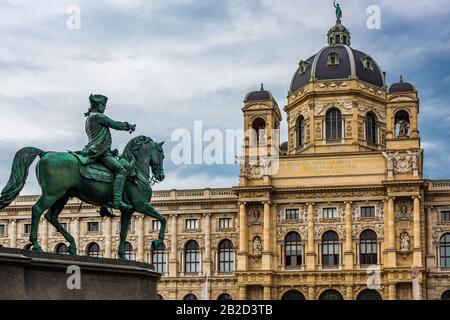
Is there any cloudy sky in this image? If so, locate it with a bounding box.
[0,0,449,195]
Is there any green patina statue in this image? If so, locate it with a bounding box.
[0,94,166,260]
[333,0,342,20]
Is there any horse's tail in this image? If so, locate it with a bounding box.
[0,147,44,209]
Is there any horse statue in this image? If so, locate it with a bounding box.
[0,135,166,259]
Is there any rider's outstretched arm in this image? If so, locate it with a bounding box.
[95,113,131,131]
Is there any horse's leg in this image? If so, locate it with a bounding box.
[118,210,133,260]
[30,195,59,252]
[44,195,77,255]
[135,203,166,249]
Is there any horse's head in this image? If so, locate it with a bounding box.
[149,140,165,182]
[122,135,165,183]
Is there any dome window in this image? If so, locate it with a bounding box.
[298,60,310,75]
[327,52,340,66]
[361,56,374,72]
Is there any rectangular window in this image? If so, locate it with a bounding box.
[322,208,338,219]
[361,206,375,218]
[152,220,161,231]
[87,222,99,232]
[24,223,31,234]
[441,211,450,222]
[185,219,198,230]
[219,218,232,229]
[285,209,299,220]
[0,224,5,236]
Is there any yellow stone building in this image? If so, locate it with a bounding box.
[1,16,450,300]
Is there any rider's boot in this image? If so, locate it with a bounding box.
[112,173,133,212]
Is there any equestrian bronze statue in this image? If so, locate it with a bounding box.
[0,94,166,260]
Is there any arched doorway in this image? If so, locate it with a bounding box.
[282,290,306,300]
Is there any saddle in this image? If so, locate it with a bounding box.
[69,151,130,184]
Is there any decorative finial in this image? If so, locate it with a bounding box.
[333,0,342,21]
[260,83,264,91]
[400,75,404,82]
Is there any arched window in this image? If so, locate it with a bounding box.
[124,241,134,260]
[252,117,266,146]
[440,233,450,268]
[87,242,100,257]
[281,290,306,300]
[218,239,235,273]
[360,230,378,265]
[285,232,302,267]
[326,108,342,141]
[296,116,305,147]
[356,289,382,300]
[395,110,410,139]
[185,240,200,273]
[366,112,377,144]
[217,293,232,300]
[319,289,343,300]
[156,294,164,300]
[55,243,68,254]
[441,290,450,300]
[183,294,198,300]
[322,231,339,266]
[151,242,167,273]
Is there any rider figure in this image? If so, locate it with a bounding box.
[82,94,136,212]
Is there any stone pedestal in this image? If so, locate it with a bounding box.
[0,247,160,300]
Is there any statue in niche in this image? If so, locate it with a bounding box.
[397,119,409,138]
[400,231,410,251]
[253,236,262,254]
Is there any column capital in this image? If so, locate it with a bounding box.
[263,201,271,206]
[306,202,315,207]
[238,201,247,206]
[202,213,212,217]
[412,195,421,200]
[345,201,352,206]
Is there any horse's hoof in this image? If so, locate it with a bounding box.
[152,239,162,249]
[32,245,43,253]
[118,254,128,261]
[68,245,77,255]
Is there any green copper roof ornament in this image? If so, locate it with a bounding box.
[334,0,342,21]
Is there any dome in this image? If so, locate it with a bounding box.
[244,83,274,102]
[389,76,415,93]
[289,19,385,93]
[290,45,385,93]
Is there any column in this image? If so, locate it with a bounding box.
[344,202,353,269]
[307,286,315,300]
[237,202,247,271]
[386,197,397,267]
[306,203,316,270]
[40,218,48,251]
[426,206,435,269]
[10,220,17,248]
[71,217,79,254]
[103,216,112,258]
[263,286,271,300]
[262,201,271,269]
[388,284,396,300]
[413,196,422,267]
[345,285,353,300]
[204,213,211,275]
[137,216,145,261]
[168,214,178,276]
[238,286,247,300]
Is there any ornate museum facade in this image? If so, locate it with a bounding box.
[1,17,450,300]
